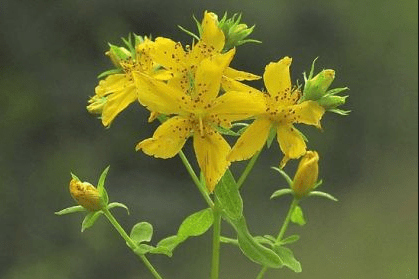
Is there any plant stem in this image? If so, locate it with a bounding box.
[178,150,214,208]
[237,150,261,189]
[210,206,222,279]
[102,208,163,279]
[255,198,299,279]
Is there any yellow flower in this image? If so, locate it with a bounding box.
[292,151,319,197]
[69,178,103,211]
[148,11,260,95]
[88,38,172,127]
[228,57,325,167]
[134,50,264,192]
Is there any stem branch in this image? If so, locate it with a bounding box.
[178,150,214,208]
[255,198,299,279]
[210,206,222,279]
[237,150,261,189]
[102,208,163,279]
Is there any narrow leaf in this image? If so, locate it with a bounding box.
[279,235,300,245]
[81,211,103,232]
[266,126,277,148]
[271,167,293,188]
[308,191,338,202]
[97,166,110,197]
[107,202,130,215]
[55,205,86,215]
[130,222,153,244]
[270,189,293,199]
[97,68,123,79]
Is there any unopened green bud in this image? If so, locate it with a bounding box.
[69,177,105,211]
[217,12,261,51]
[106,44,131,68]
[318,95,348,110]
[303,69,335,101]
[292,151,319,198]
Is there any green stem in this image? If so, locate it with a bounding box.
[178,150,214,208]
[237,150,261,189]
[210,206,222,279]
[102,208,163,279]
[255,198,299,279]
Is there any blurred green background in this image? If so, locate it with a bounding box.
[0,0,417,278]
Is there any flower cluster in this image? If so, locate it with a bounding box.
[87,11,348,192]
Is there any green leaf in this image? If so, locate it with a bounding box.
[153,235,185,257]
[107,202,130,215]
[279,235,300,245]
[271,167,293,188]
[97,68,124,79]
[97,166,110,198]
[290,206,306,226]
[325,87,349,96]
[266,125,276,148]
[272,246,302,272]
[263,235,277,243]
[177,25,200,41]
[178,208,214,237]
[55,205,86,215]
[215,170,243,221]
[313,179,323,190]
[81,211,103,232]
[253,236,275,246]
[308,191,338,202]
[235,217,283,268]
[214,125,240,136]
[270,189,293,199]
[130,222,153,244]
[133,243,155,256]
[328,108,351,115]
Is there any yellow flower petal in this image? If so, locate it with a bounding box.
[224,67,261,81]
[228,117,272,162]
[209,90,265,122]
[287,101,325,128]
[193,49,235,105]
[152,69,174,80]
[101,85,137,127]
[193,130,231,192]
[136,116,192,158]
[134,73,192,115]
[276,124,306,167]
[263,57,292,100]
[150,37,188,74]
[95,74,131,96]
[200,11,225,53]
[221,76,262,94]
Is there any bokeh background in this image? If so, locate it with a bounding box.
[0,0,417,278]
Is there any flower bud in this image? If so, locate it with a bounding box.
[69,178,103,211]
[292,151,319,197]
[106,44,131,68]
[217,12,261,51]
[318,95,348,110]
[303,69,335,101]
